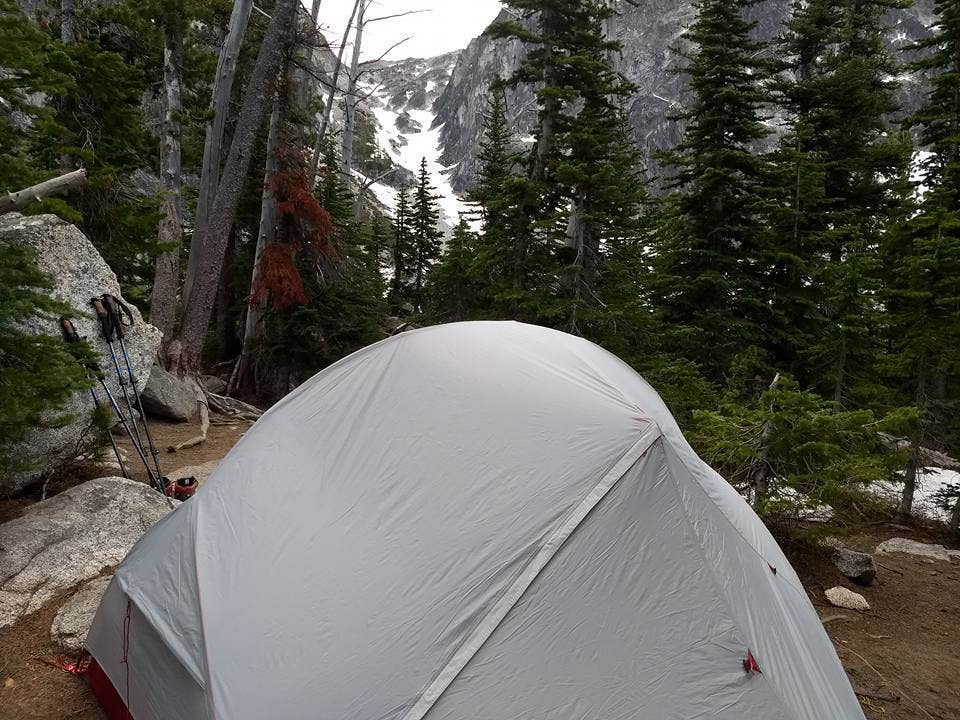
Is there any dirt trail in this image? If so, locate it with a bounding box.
[1,420,958,720]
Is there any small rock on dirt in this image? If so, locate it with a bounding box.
[825,586,871,612]
[875,537,960,563]
[50,575,113,653]
[141,364,197,422]
[832,547,877,586]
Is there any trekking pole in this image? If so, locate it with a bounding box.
[90,297,149,459]
[60,317,145,481]
[101,294,166,483]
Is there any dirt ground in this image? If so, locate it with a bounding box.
[1,420,958,720]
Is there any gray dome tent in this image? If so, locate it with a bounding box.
[86,321,865,720]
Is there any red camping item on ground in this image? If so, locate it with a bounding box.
[165,476,198,501]
[743,649,763,674]
[88,658,133,720]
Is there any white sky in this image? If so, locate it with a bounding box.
[305,1,504,62]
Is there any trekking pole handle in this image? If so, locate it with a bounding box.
[102,294,132,340]
[60,317,81,343]
[90,298,114,341]
[59,317,105,379]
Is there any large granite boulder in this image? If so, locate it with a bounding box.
[0,213,162,494]
[141,364,197,422]
[0,477,177,629]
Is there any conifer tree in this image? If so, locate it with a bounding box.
[410,158,443,311]
[883,0,960,516]
[465,86,528,317]
[489,0,647,328]
[389,185,415,313]
[773,0,911,405]
[427,219,481,322]
[652,0,772,381]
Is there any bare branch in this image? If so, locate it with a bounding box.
[365,9,429,25]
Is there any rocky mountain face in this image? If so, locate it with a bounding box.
[429,0,936,194]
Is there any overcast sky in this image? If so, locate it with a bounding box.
[307,1,504,62]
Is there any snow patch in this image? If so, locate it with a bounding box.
[874,467,960,522]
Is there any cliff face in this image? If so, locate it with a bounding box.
[432,0,936,193]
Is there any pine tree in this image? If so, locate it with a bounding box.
[652,0,772,381]
[389,185,415,313]
[426,218,481,322]
[410,157,443,311]
[465,85,529,318]
[489,0,648,329]
[772,0,912,405]
[882,0,960,516]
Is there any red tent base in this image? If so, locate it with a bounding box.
[87,659,134,720]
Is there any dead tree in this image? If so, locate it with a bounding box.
[181,0,255,315]
[171,0,299,374]
[0,169,87,212]
[150,21,186,347]
[309,0,362,184]
[339,0,367,182]
[232,93,284,395]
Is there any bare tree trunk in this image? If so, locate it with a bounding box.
[59,0,77,171]
[232,96,283,394]
[899,446,919,521]
[340,1,366,182]
[310,0,321,27]
[833,333,847,410]
[60,0,76,43]
[0,169,86,213]
[309,0,361,184]
[172,0,299,374]
[182,0,255,316]
[150,23,186,349]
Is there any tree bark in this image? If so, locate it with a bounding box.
[182,0,255,314]
[60,0,76,43]
[310,0,321,27]
[233,95,283,394]
[340,0,366,182]
[150,23,186,348]
[899,446,919,521]
[309,0,362,184]
[0,169,87,212]
[172,0,299,374]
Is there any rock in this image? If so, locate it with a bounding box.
[167,459,220,488]
[832,547,877,586]
[50,575,113,653]
[140,364,196,422]
[825,586,871,612]
[202,374,227,395]
[0,477,177,629]
[875,537,960,562]
[0,214,162,494]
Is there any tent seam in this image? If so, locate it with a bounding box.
[661,447,803,720]
[398,424,663,720]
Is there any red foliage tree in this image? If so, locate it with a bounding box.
[251,145,337,309]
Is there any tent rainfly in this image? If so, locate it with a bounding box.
[86,321,866,720]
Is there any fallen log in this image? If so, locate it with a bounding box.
[1,169,87,213]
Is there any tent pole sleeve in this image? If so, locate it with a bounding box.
[400,423,663,720]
